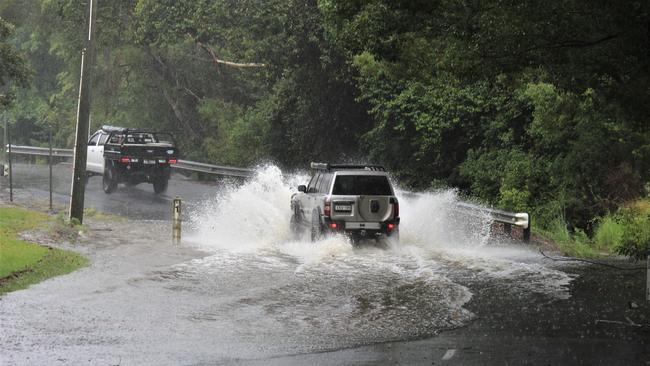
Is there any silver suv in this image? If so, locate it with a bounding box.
[290,163,400,243]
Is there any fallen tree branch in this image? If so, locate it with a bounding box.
[196,42,266,69]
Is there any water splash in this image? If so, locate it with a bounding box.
[186,165,573,299]
[188,165,298,253]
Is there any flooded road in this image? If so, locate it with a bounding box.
[0,164,647,365]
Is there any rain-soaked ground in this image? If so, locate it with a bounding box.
[0,163,648,365]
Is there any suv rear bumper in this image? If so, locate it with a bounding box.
[322,217,400,237]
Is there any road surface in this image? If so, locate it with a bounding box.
[0,163,647,365]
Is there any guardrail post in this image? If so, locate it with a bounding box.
[523,216,531,242]
[172,197,182,243]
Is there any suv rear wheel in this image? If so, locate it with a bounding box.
[387,228,400,245]
[310,212,323,242]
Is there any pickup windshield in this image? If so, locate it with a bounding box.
[332,175,392,196]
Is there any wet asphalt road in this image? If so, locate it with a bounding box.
[2,162,219,220]
[0,163,648,365]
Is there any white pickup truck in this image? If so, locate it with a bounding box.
[86,126,178,194]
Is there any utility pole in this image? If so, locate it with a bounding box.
[3,117,7,161]
[69,0,97,223]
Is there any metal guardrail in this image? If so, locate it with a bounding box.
[7,145,74,158]
[174,159,253,178]
[455,201,531,241]
[6,144,254,178]
[399,191,531,241]
[7,144,530,240]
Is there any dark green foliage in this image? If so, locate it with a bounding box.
[1,0,649,257]
[617,215,650,260]
[0,16,30,108]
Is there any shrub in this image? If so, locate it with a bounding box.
[593,215,625,251]
[616,214,650,260]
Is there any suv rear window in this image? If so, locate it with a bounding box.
[332,175,393,196]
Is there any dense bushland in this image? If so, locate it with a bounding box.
[0,0,648,257]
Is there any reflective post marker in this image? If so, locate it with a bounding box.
[172,197,182,243]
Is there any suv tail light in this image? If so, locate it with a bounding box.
[393,199,399,218]
[120,156,131,163]
[324,197,331,217]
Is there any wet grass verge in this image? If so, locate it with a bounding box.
[0,206,88,295]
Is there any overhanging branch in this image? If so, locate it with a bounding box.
[196,42,266,69]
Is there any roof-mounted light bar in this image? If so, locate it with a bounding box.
[101,125,128,133]
[310,162,329,170]
[310,162,386,171]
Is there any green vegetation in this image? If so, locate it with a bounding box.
[0,208,49,277]
[537,198,650,258]
[609,199,650,260]
[593,216,625,253]
[0,1,648,258]
[0,207,88,295]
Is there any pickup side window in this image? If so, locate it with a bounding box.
[98,133,109,146]
[88,133,100,146]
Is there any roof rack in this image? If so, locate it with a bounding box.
[310,162,386,172]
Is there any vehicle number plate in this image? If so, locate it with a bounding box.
[335,205,352,211]
[143,159,156,164]
[345,222,381,229]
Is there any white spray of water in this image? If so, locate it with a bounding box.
[186,165,573,298]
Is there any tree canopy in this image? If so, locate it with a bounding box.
[1,0,649,252]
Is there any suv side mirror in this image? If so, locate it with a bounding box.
[297,185,307,193]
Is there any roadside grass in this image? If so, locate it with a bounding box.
[0,206,88,295]
[535,217,602,257]
[593,215,625,253]
[535,197,650,258]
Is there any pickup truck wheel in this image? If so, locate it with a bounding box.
[102,166,118,194]
[153,177,168,194]
[310,213,323,242]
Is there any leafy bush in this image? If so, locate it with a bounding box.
[593,215,625,251]
[616,214,650,260]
